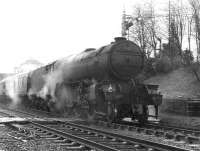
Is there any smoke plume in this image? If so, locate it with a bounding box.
[29,61,78,114]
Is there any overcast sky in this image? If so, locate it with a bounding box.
[0,0,183,73]
[0,0,124,73]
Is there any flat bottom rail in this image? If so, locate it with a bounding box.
[30,121,120,151]
[32,121,190,151]
[144,122,200,135]
[64,122,191,151]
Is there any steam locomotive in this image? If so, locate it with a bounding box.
[0,37,162,123]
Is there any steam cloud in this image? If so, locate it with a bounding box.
[28,61,78,114]
[4,56,82,116]
[5,77,22,109]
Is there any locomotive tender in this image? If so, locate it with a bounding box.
[0,37,162,122]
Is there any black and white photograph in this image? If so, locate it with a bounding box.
[0,0,199,150]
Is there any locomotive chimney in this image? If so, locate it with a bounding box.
[114,37,126,42]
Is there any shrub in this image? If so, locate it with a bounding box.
[154,56,172,73]
[190,61,200,81]
[172,56,183,69]
[143,58,156,76]
[182,49,194,66]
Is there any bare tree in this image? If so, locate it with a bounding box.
[145,3,161,58]
[129,3,161,58]
[169,1,186,57]
[189,0,200,60]
[186,13,193,52]
[129,6,148,56]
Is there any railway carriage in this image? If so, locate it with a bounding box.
[0,37,162,123]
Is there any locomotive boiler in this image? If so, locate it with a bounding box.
[0,37,162,123]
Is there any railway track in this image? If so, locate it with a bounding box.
[89,120,200,149]
[0,107,193,150]
[0,106,199,150]
[144,122,200,137]
[0,104,59,118]
[6,121,193,151]
[0,107,39,119]
[0,110,14,117]
[112,120,200,138]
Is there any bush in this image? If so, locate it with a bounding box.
[182,49,194,66]
[143,58,156,76]
[190,62,200,81]
[172,56,183,69]
[154,56,172,73]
